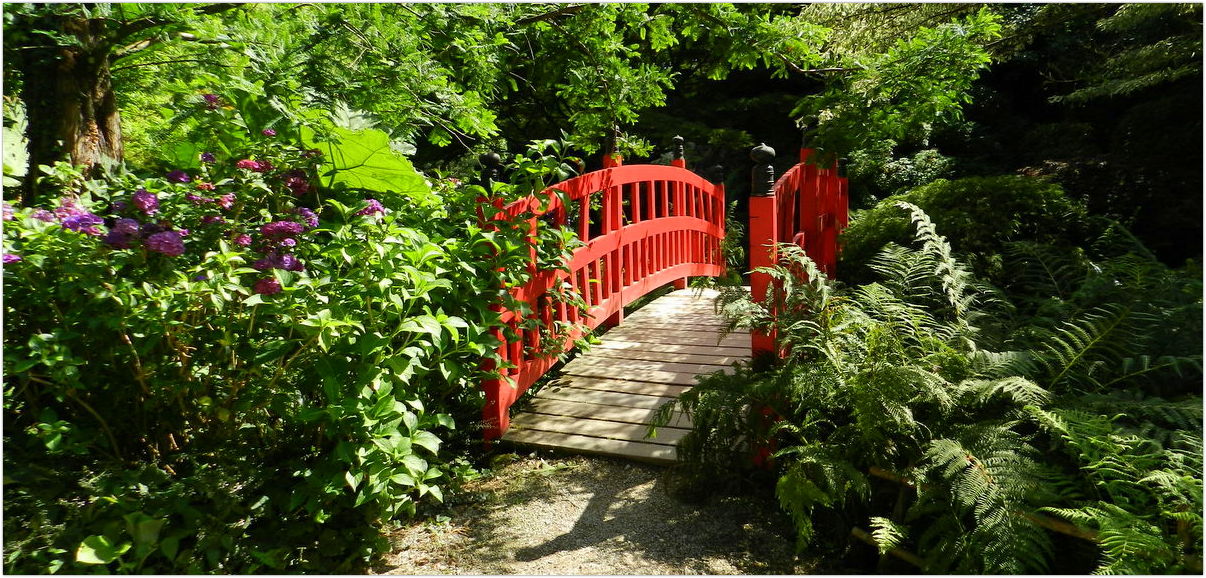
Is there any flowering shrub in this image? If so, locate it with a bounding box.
[2,116,566,572]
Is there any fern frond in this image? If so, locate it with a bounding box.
[968,349,1037,378]
[1030,304,1138,392]
[957,376,1051,410]
[1103,354,1203,389]
[1003,241,1090,299]
[1071,392,1203,433]
[920,432,1053,573]
[1042,502,1179,574]
[869,516,908,555]
[894,201,979,321]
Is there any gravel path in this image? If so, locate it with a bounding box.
[373,452,817,575]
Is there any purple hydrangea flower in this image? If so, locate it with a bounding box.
[251,252,305,272]
[132,189,159,215]
[62,213,104,236]
[54,196,86,221]
[193,273,209,282]
[279,238,296,248]
[31,209,55,222]
[102,230,134,248]
[355,199,386,216]
[218,194,235,210]
[202,93,220,110]
[200,152,216,164]
[282,254,303,271]
[110,200,129,213]
[261,221,305,240]
[253,277,282,295]
[2,202,13,221]
[166,170,192,183]
[254,159,273,173]
[284,175,310,196]
[112,218,140,236]
[185,194,210,205]
[236,159,259,170]
[234,234,252,247]
[201,215,225,225]
[3,253,21,264]
[146,230,185,257]
[261,128,276,137]
[295,207,319,229]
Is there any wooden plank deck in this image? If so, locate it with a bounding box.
[501,287,750,464]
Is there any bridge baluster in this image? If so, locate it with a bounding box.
[748,143,779,357]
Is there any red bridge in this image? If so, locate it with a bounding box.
[478,138,847,461]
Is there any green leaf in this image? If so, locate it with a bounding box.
[123,512,165,548]
[300,124,433,202]
[426,484,444,503]
[76,535,130,565]
[412,430,442,455]
[391,472,417,487]
[160,534,181,562]
[402,454,428,476]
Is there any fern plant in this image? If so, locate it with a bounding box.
[655,203,1203,574]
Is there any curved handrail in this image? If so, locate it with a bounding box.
[481,162,726,440]
[770,148,848,277]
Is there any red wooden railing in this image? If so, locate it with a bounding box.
[747,144,848,355]
[480,146,727,440]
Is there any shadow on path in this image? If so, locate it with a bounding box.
[448,454,807,574]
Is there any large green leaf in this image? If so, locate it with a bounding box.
[76,535,130,565]
[300,124,433,204]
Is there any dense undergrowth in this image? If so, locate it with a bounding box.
[655,187,1202,573]
[1,96,586,573]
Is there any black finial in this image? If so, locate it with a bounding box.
[837,157,849,178]
[708,164,725,184]
[750,143,776,197]
[672,135,685,161]
[478,151,502,190]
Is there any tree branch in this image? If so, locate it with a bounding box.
[515,4,587,26]
[114,31,242,62]
[111,58,233,73]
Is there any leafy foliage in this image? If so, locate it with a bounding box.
[1,104,585,573]
[839,175,1091,285]
[656,203,1201,573]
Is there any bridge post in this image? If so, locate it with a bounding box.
[476,151,511,443]
[748,143,778,357]
[671,135,689,290]
[670,135,686,169]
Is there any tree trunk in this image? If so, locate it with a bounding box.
[59,16,123,171]
[19,14,122,203]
